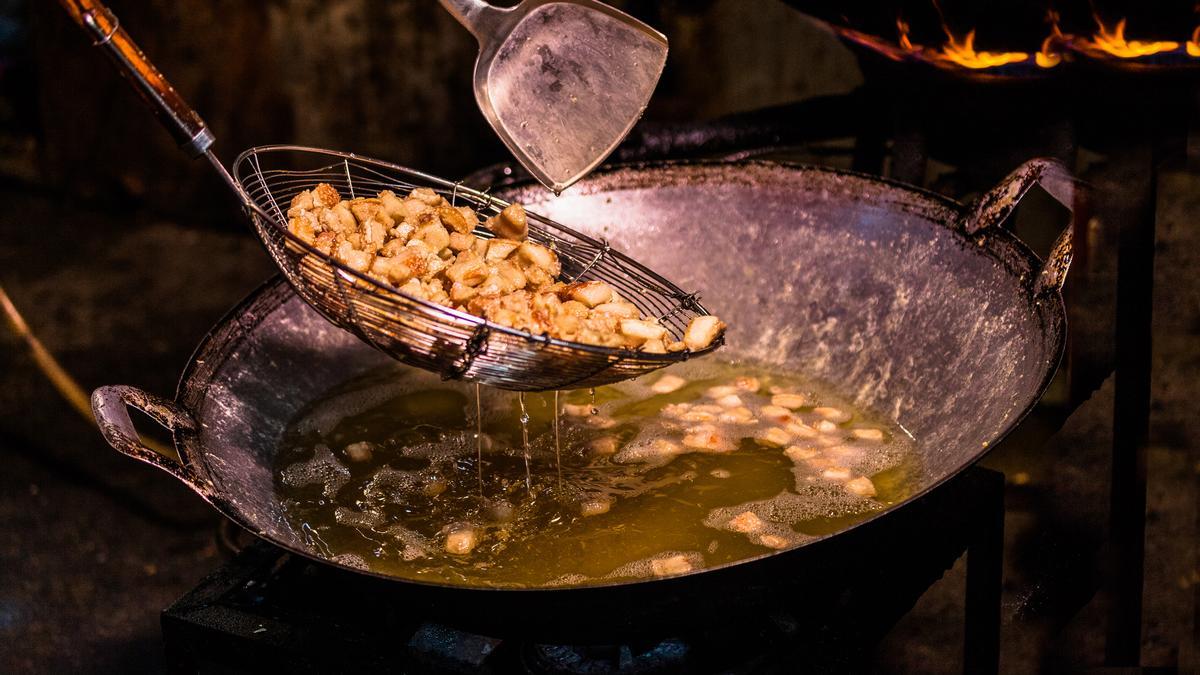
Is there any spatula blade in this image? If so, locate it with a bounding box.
[475,1,667,193]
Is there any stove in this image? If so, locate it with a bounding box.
[162,468,1004,674]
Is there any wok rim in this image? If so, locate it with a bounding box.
[169,158,1067,594]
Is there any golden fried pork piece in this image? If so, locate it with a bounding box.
[287,183,724,351]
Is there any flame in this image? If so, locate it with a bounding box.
[941,30,1029,69]
[896,17,1028,70]
[897,19,915,51]
[1086,17,1179,58]
[859,6,1195,71]
[1036,12,1064,68]
[927,0,1026,69]
[1036,35,1063,67]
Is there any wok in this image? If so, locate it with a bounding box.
[92,158,1075,641]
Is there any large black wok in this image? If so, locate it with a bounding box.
[92,159,1075,641]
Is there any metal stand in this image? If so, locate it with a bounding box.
[965,469,1006,675]
[1104,135,1158,668]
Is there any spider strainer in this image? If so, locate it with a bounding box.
[233,146,721,391]
[59,0,721,390]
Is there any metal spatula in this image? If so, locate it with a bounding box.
[440,0,668,193]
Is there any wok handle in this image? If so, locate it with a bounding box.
[91,385,210,496]
[56,0,213,158]
[960,158,1079,297]
[1037,221,1075,298]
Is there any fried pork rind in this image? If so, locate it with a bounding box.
[684,315,726,351]
[287,183,725,351]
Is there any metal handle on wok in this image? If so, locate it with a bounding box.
[960,158,1079,298]
[91,385,210,496]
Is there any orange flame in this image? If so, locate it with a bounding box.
[1036,12,1064,68]
[941,30,1029,69]
[1085,17,1179,58]
[897,19,915,51]
[896,17,1028,70]
[1036,35,1063,67]
[889,7,1195,71]
[863,7,1195,71]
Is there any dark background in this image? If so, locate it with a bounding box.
[23,0,860,222]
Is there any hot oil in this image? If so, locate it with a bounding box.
[274,361,920,588]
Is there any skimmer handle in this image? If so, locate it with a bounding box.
[91,385,212,497]
[57,0,213,157]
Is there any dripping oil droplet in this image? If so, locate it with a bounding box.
[517,392,531,495]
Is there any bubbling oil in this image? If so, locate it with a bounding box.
[274,361,920,588]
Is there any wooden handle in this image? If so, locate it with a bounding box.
[57,0,213,157]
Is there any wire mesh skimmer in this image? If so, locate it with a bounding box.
[58,0,722,392]
[233,146,720,391]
